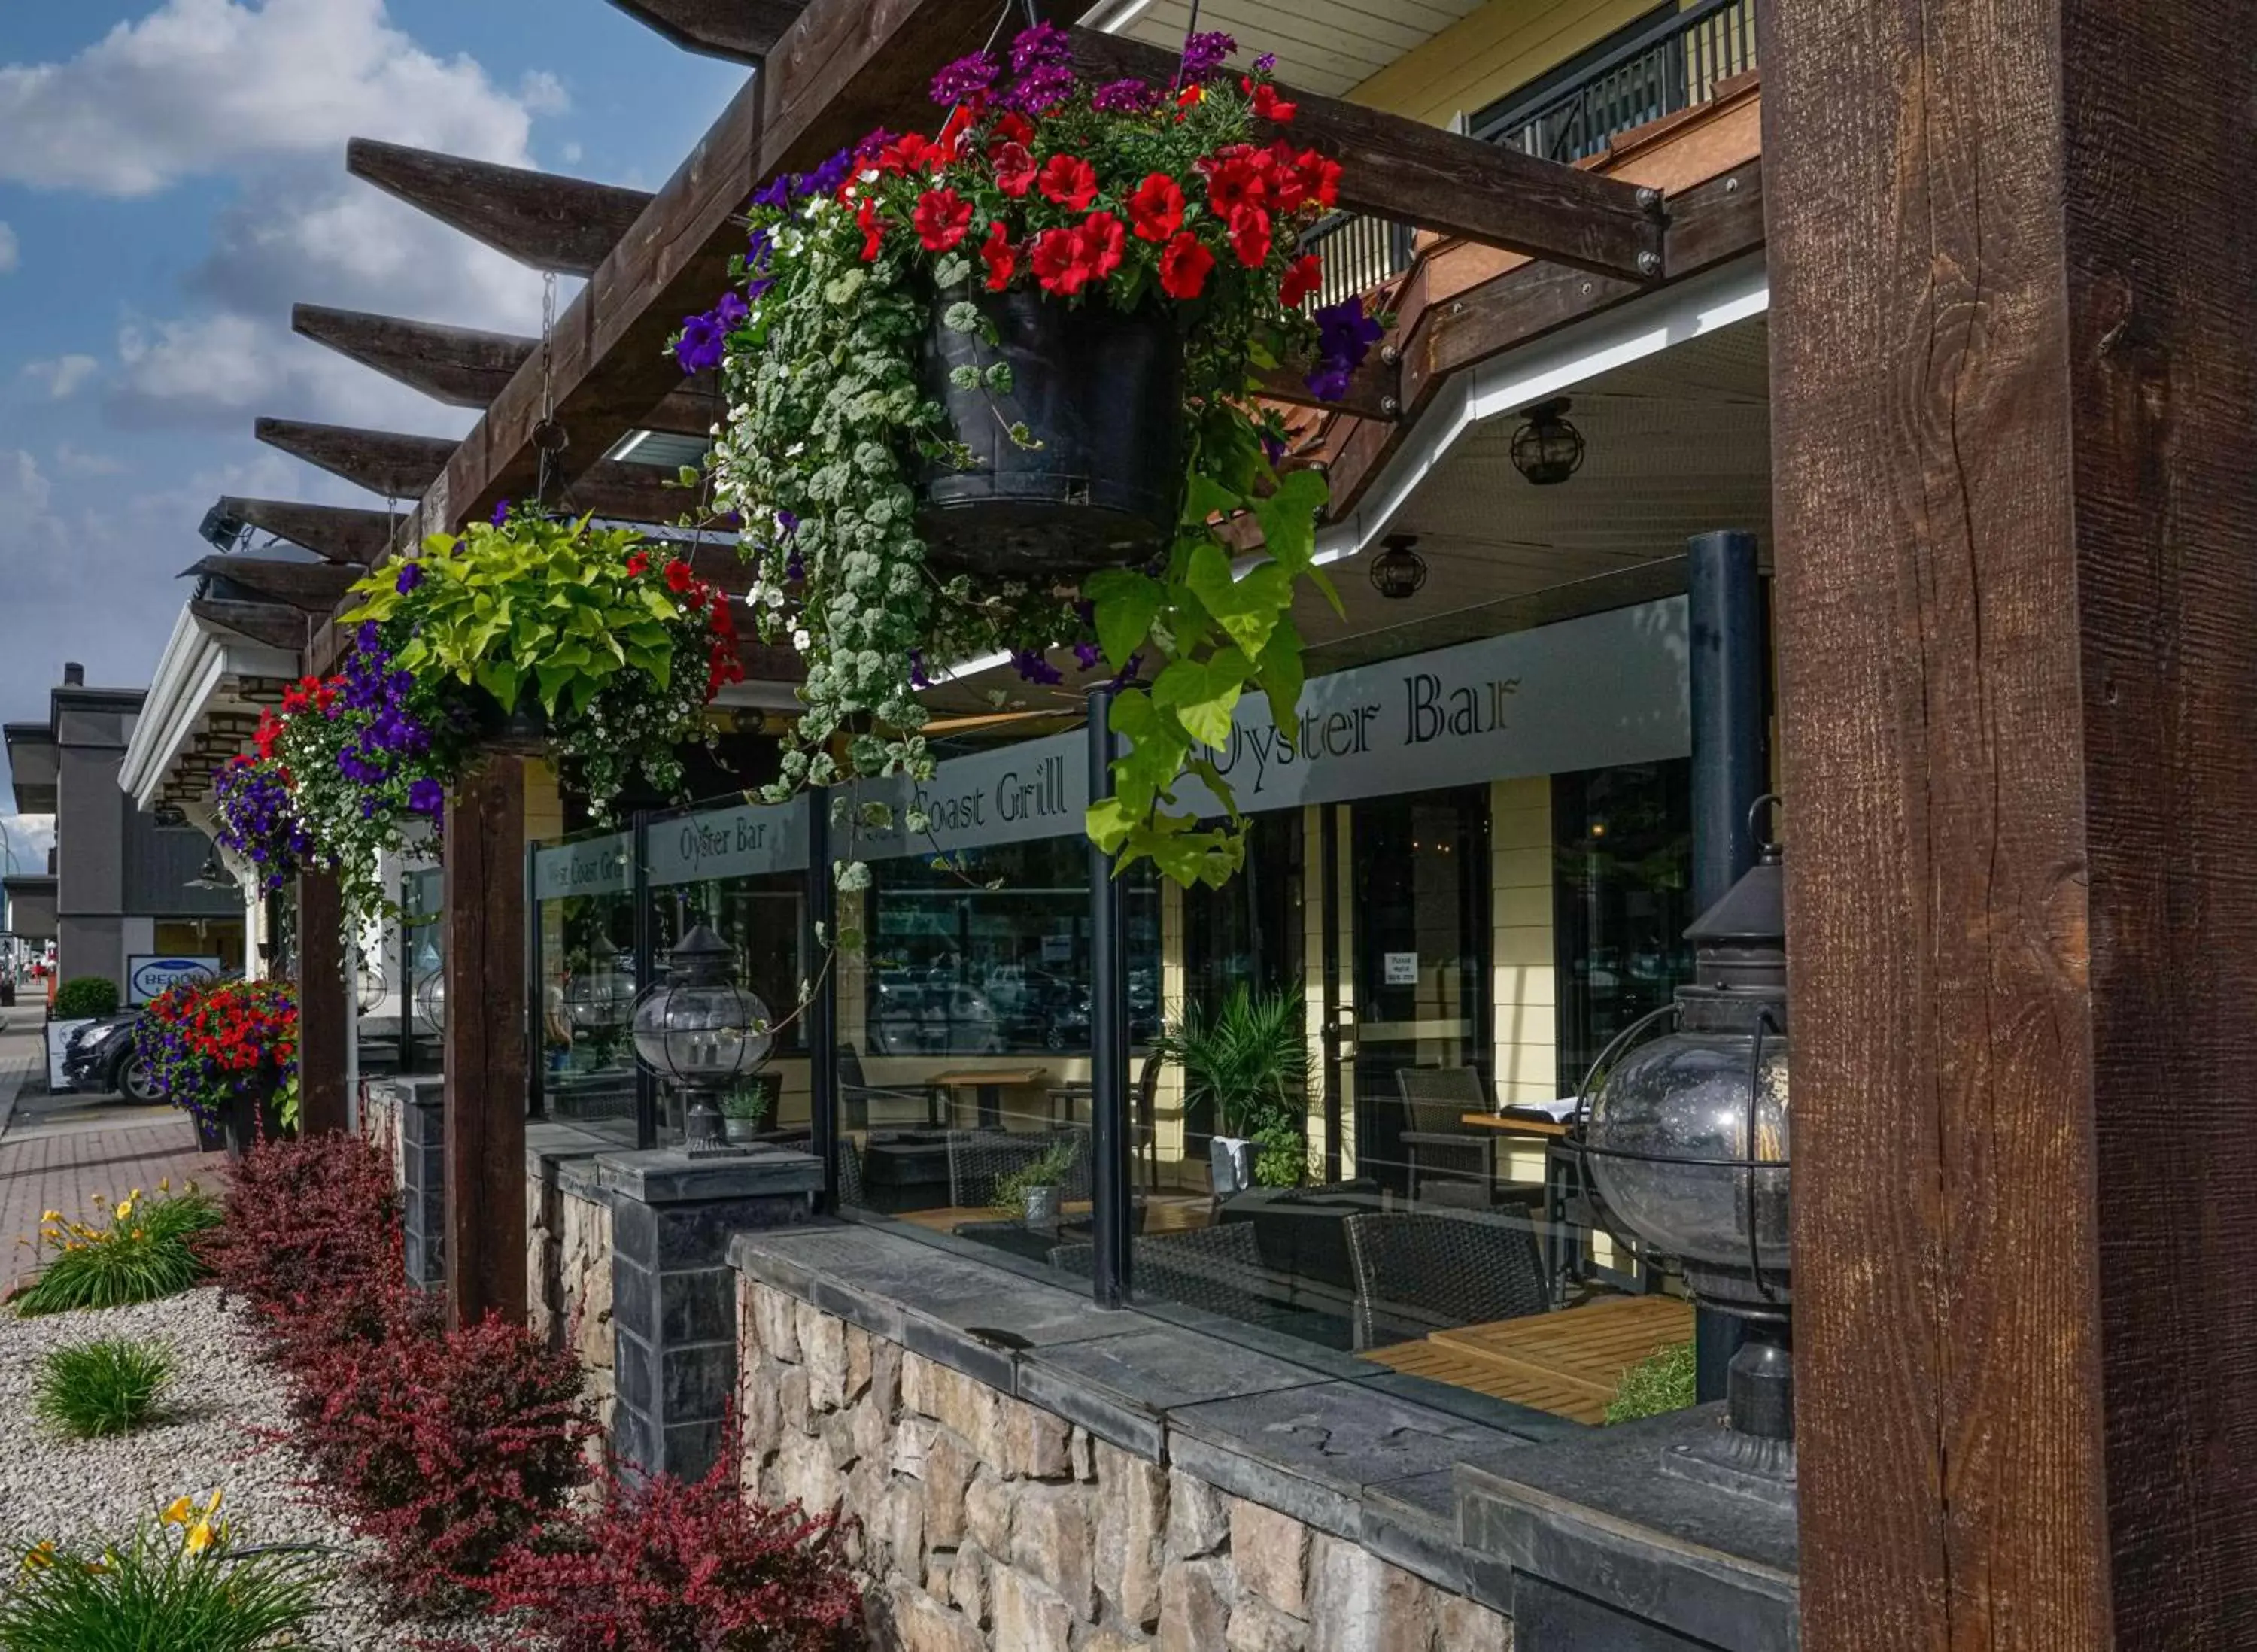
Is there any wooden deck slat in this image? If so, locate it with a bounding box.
[1370,1295,1694,1425]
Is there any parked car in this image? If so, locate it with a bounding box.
[60,1010,159,1102]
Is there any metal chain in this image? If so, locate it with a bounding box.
[533,270,570,513]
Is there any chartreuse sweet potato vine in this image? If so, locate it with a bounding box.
[685,26,1381,890]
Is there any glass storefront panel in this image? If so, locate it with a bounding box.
[531,833,639,1144]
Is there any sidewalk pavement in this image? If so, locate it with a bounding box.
[0,1011,222,1292]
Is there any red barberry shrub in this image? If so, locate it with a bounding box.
[199,1130,400,1338]
[481,1443,863,1650]
[302,1311,598,1611]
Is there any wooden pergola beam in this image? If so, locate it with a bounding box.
[386,0,1050,557]
[256,418,702,526]
[1321,158,1764,521]
[184,555,362,611]
[220,498,394,566]
[1769,0,2257,1641]
[190,599,309,653]
[346,138,655,278]
[290,304,721,437]
[604,0,800,62]
[1068,30,1665,282]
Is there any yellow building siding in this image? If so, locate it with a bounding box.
[1490,776,1557,1183]
[1349,0,1663,130]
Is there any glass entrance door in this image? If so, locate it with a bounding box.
[1349,786,1490,1195]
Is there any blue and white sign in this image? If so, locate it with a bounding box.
[126,955,222,1005]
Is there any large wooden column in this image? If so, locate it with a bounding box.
[292,867,350,1135]
[1767,2,2257,1644]
[442,752,527,1328]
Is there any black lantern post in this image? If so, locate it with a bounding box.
[630,923,771,1154]
[1574,801,1791,1486]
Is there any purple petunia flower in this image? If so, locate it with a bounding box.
[356,621,381,651]
[1254,52,1277,73]
[675,310,726,375]
[1006,63,1077,113]
[803,147,855,198]
[1010,23,1073,74]
[1010,649,1065,687]
[930,50,1001,105]
[395,560,424,594]
[715,290,749,330]
[1307,296,1386,402]
[1092,78,1159,114]
[1180,30,1238,77]
[1109,653,1146,689]
[409,778,445,817]
[1073,641,1103,671]
[909,650,932,690]
[752,174,792,211]
[1260,430,1286,466]
[491,498,512,527]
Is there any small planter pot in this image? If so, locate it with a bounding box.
[1209,1136,1253,1199]
[191,1109,227,1154]
[469,690,550,756]
[222,1085,285,1161]
[917,285,1185,577]
[1021,1184,1062,1233]
[724,1116,766,1145]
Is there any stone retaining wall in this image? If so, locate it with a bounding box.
[737,1277,1514,1652]
[529,1165,615,1428]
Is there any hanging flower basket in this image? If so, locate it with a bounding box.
[680,26,1387,889]
[134,978,298,1157]
[916,284,1186,576]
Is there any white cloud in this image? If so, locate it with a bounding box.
[561,141,584,166]
[52,445,126,478]
[0,222,17,273]
[518,70,570,117]
[0,815,56,876]
[21,354,99,399]
[0,0,540,196]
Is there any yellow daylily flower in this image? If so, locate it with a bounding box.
[158,1177,171,1192]
[161,1495,194,1526]
[39,1210,59,1223]
[22,1541,54,1571]
[184,1522,216,1556]
[114,1200,135,1222]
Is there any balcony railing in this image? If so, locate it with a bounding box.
[1300,0,1758,314]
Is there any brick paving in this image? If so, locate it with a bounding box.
[0,1016,224,1293]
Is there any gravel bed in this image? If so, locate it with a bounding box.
[0,1286,506,1649]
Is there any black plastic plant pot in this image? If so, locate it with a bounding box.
[193,1110,226,1154]
[469,688,550,755]
[917,285,1186,577]
[221,1085,285,1161]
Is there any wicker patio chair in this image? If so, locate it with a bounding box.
[1048,1224,1276,1321]
[1394,1066,1498,1204]
[1343,1210,1548,1350]
[946,1127,1091,1208]
[1044,1052,1165,1188]
[836,1137,867,1208]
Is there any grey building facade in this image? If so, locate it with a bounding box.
[5,664,243,994]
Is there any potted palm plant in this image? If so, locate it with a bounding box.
[1154,983,1310,1195]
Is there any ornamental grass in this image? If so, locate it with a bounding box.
[13,1184,221,1316]
[32,1338,174,1439]
[0,1493,328,1652]
[1605,1339,1698,1424]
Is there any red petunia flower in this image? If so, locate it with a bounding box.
[856,195,886,261]
[1251,82,1298,123]
[1297,148,1342,209]
[989,111,1035,150]
[1126,173,1185,242]
[1158,231,1214,300]
[1204,156,1268,218]
[1031,226,1095,296]
[625,551,649,577]
[664,560,695,593]
[1081,210,1127,281]
[1037,153,1099,211]
[1229,203,1274,268]
[1177,84,1204,109]
[1280,253,1323,308]
[980,220,1019,290]
[913,187,974,251]
[991,141,1036,199]
[877,132,937,175]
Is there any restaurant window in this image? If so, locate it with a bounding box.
[863,837,1159,1058]
[1552,759,1696,1092]
[531,833,638,1145]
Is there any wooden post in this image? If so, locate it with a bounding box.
[1766,2,2257,1644]
[442,752,527,1329]
[292,867,349,1135]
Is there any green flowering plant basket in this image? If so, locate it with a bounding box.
[682,27,1381,889]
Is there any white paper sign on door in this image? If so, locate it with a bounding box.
[1383,952,1419,986]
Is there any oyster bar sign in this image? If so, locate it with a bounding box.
[855,597,1690,858]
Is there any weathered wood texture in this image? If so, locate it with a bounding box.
[188,598,308,652]
[1767,1,2257,1645]
[347,139,652,278]
[185,556,360,611]
[293,867,349,1136]
[220,497,395,566]
[256,418,705,526]
[1070,29,1664,282]
[290,305,722,436]
[442,752,528,1328]
[605,0,800,61]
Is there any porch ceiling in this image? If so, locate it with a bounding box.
[1110,0,1490,99]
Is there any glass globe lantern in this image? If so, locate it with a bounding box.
[1509,396,1586,486]
[1576,814,1791,1453]
[630,923,772,1153]
[564,949,636,1031]
[415,965,446,1035]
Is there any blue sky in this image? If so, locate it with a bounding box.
[0,0,748,847]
